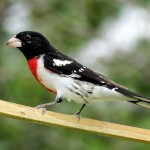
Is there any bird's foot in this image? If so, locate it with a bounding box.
[74,103,86,121]
[36,104,47,115]
[35,101,57,114]
[74,112,81,122]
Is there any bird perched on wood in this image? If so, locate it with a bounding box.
[7,31,150,119]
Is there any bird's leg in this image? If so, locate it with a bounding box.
[74,103,87,120]
[36,97,63,113]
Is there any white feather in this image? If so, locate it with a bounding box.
[53,59,73,66]
[69,73,81,78]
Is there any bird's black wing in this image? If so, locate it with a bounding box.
[43,52,116,89]
[43,52,150,104]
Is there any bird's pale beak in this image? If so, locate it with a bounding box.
[7,37,22,48]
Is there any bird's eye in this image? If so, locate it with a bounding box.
[24,34,31,40]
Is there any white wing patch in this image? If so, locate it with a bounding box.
[53,59,73,66]
[69,73,81,78]
[78,68,84,72]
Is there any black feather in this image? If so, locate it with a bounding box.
[43,52,114,88]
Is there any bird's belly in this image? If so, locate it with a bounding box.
[37,67,131,103]
[89,85,132,102]
[62,81,133,103]
[37,70,86,103]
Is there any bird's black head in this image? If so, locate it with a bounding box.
[7,31,56,60]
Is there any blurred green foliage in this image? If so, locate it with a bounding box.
[0,0,150,150]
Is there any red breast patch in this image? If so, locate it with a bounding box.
[28,57,38,79]
[27,57,56,94]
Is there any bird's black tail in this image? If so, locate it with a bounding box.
[129,96,150,108]
[116,87,150,108]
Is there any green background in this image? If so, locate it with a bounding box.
[0,0,150,149]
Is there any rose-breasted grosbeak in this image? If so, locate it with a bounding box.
[7,31,150,118]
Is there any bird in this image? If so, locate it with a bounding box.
[7,31,150,119]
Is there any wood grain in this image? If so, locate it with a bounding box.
[0,100,149,143]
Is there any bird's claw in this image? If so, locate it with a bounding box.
[74,112,81,122]
[35,105,47,115]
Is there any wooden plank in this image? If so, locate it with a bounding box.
[0,99,149,143]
